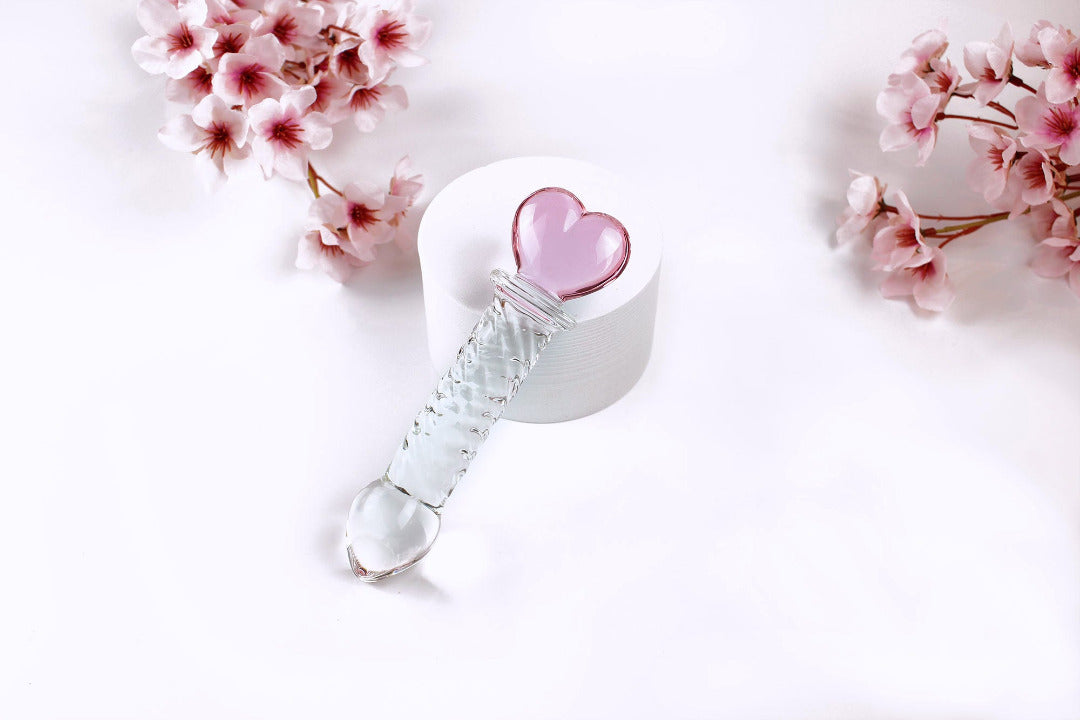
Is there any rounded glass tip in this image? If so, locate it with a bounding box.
[345,478,441,582]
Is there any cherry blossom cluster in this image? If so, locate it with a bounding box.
[132,0,429,282]
[838,23,1080,310]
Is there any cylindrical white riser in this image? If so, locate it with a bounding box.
[418,157,662,423]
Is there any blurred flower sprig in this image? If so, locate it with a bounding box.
[134,0,429,281]
[838,22,1080,310]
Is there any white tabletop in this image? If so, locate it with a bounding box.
[2,0,1077,717]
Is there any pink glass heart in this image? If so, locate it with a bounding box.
[512,187,630,300]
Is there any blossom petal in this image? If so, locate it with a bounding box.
[880,124,915,152]
[131,35,171,75]
[176,0,209,26]
[274,149,308,181]
[136,0,180,36]
[1044,68,1078,104]
[381,84,408,111]
[1069,265,1080,298]
[1060,135,1080,166]
[880,269,918,298]
[304,112,333,149]
[243,33,286,69]
[912,274,954,311]
[193,150,227,192]
[910,93,941,130]
[158,114,203,152]
[1032,243,1075,277]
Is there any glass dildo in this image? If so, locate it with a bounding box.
[345,187,630,580]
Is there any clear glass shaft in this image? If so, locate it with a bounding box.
[345,271,574,580]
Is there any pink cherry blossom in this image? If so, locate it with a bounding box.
[1015,22,1072,67]
[385,156,424,244]
[924,57,960,98]
[345,82,408,132]
[871,191,926,271]
[1026,201,1060,241]
[166,65,215,104]
[963,25,1014,106]
[836,172,885,244]
[205,0,261,27]
[1031,199,1080,297]
[212,34,288,105]
[889,28,948,82]
[297,195,373,282]
[310,72,350,117]
[1011,149,1058,206]
[248,86,333,181]
[339,182,395,254]
[252,0,324,59]
[296,226,369,282]
[353,0,431,79]
[966,124,1017,204]
[158,94,250,189]
[1016,89,1080,165]
[1040,30,1080,104]
[132,0,219,79]
[877,72,943,165]
[880,246,956,311]
[329,41,377,85]
[306,193,378,263]
[211,20,252,58]
[386,156,423,218]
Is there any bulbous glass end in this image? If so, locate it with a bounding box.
[345,478,441,582]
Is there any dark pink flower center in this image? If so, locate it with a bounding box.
[1046,106,1077,140]
[928,71,953,94]
[269,118,303,148]
[911,259,937,280]
[319,235,346,257]
[375,20,407,50]
[349,85,381,111]
[215,30,246,55]
[168,24,196,52]
[986,146,1005,171]
[1066,49,1080,81]
[348,203,378,229]
[312,78,338,112]
[335,47,367,80]
[187,66,214,95]
[894,225,920,250]
[271,15,299,45]
[1021,156,1048,186]
[235,63,266,98]
[204,122,234,157]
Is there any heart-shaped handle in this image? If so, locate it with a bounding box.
[512,187,630,300]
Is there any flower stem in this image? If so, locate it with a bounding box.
[937,113,1018,130]
[307,163,342,198]
[922,190,1080,247]
[937,225,984,248]
[1008,74,1038,94]
[986,101,1016,121]
[880,202,1006,221]
[932,212,1010,234]
[325,24,360,38]
[955,95,1017,121]
[920,212,1004,221]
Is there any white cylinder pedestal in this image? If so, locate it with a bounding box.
[418,157,662,423]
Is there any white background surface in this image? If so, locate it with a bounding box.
[1,0,1078,717]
